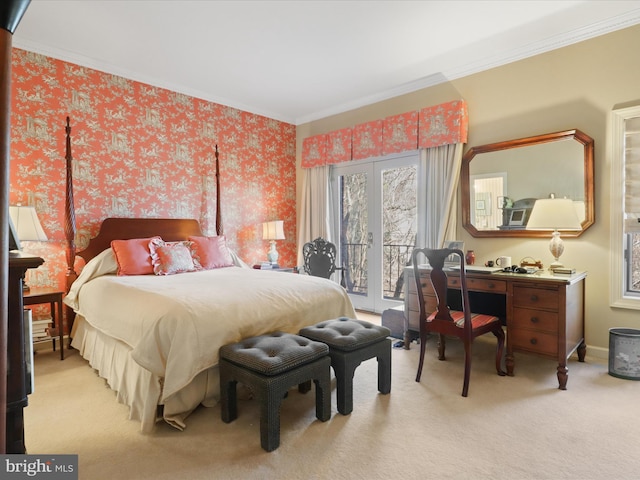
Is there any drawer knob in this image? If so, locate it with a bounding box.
[530,338,538,345]
[530,316,539,324]
[530,295,539,302]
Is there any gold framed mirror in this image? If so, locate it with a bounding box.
[461,129,594,238]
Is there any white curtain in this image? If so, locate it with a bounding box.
[297,165,331,266]
[419,143,464,249]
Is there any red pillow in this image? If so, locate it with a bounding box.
[111,236,161,276]
[188,235,234,269]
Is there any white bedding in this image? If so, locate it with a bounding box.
[65,249,356,431]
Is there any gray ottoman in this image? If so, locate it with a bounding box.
[299,317,391,415]
[219,331,331,452]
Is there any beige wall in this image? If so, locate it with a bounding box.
[296,24,640,356]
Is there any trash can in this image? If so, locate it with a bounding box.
[609,328,640,380]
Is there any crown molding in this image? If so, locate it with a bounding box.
[295,9,640,125]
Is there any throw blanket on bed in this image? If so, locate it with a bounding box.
[65,249,356,403]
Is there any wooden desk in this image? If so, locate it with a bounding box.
[23,287,65,360]
[404,267,587,390]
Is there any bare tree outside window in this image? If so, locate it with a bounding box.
[339,165,417,300]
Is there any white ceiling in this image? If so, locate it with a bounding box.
[12,0,640,125]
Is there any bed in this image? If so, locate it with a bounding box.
[61,119,356,432]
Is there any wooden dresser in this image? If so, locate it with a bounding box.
[404,266,587,389]
[6,253,44,453]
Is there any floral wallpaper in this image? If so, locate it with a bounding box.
[9,48,297,306]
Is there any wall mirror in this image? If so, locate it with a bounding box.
[461,129,594,238]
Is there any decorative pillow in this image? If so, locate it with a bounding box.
[188,235,234,269]
[149,238,200,275]
[111,236,161,276]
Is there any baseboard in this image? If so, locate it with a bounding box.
[584,344,608,361]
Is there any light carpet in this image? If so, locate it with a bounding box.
[25,317,640,480]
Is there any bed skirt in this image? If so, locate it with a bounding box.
[71,316,221,433]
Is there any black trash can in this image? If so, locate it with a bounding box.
[609,328,640,380]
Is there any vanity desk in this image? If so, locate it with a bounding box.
[404,267,586,390]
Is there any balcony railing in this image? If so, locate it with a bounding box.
[341,242,414,300]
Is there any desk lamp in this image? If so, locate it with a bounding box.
[527,198,582,271]
[262,220,285,264]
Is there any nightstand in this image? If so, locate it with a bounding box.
[23,287,65,360]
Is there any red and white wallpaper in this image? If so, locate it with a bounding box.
[9,48,297,293]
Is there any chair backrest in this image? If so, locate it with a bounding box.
[411,247,472,329]
[303,237,338,279]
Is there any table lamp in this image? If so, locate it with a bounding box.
[262,220,285,264]
[527,198,582,271]
[9,205,48,290]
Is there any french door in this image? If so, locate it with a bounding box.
[331,152,421,313]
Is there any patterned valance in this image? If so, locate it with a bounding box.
[418,100,468,149]
[353,120,383,161]
[327,128,352,164]
[302,99,468,168]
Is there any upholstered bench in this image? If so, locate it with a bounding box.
[219,331,331,452]
[299,317,391,415]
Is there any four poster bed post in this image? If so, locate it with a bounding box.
[62,118,224,338]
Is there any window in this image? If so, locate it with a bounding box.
[470,173,506,230]
[611,105,640,308]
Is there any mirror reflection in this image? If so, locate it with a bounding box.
[461,129,594,238]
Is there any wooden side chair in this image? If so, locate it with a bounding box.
[302,237,345,287]
[411,247,506,397]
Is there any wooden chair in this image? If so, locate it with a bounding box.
[302,237,345,287]
[411,247,505,397]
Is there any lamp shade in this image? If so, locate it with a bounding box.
[9,205,48,241]
[262,220,285,240]
[527,198,582,231]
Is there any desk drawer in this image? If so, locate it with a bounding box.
[512,307,558,334]
[406,292,437,316]
[513,286,559,311]
[447,276,507,294]
[509,329,558,356]
[407,272,430,294]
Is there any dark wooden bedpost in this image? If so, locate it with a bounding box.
[64,117,77,338]
[64,116,76,287]
[215,144,223,236]
[0,0,31,454]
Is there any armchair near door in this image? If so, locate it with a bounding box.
[411,247,506,397]
[302,238,346,287]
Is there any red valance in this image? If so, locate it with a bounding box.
[327,128,352,165]
[353,120,383,161]
[383,111,418,155]
[301,134,327,168]
[301,99,468,168]
[418,100,468,149]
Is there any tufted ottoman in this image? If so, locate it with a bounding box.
[219,331,331,452]
[299,317,391,415]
